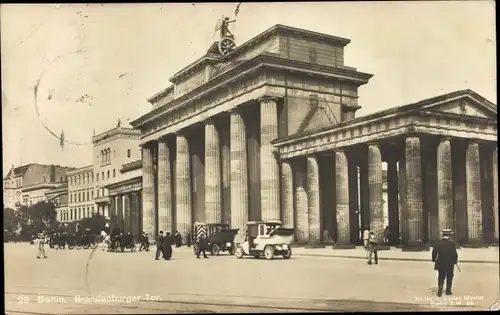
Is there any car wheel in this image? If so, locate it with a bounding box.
[235,246,244,259]
[282,246,292,259]
[212,244,220,256]
[264,245,274,260]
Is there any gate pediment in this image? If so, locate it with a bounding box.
[421,95,496,120]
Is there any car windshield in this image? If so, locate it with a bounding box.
[265,224,281,235]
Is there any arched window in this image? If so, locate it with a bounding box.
[87,191,89,200]
[102,172,104,180]
[91,190,94,199]
[127,149,131,158]
[113,169,115,177]
[96,173,99,181]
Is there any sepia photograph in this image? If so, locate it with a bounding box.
[2,2,498,313]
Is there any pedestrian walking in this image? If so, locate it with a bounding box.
[432,229,458,297]
[174,231,182,248]
[155,231,164,260]
[196,234,209,259]
[367,231,378,265]
[362,227,370,258]
[163,232,173,260]
[37,230,48,259]
[139,232,150,251]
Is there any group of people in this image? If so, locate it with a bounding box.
[154,231,184,260]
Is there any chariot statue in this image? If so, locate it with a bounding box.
[214,15,237,56]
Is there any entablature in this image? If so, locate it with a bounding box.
[274,111,497,159]
[132,54,372,139]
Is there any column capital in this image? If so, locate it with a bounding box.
[258,95,279,104]
[366,141,380,148]
[203,117,216,125]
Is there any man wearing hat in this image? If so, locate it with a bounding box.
[432,229,458,297]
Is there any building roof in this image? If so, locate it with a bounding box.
[21,181,66,193]
[4,164,77,181]
[273,89,497,145]
[120,159,142,173]
[66,165,93,176]
[92,126,141,144]
[167,24,352,84]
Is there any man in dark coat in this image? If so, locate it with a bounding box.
[163,232,173,260]
[174,231,182,248]
[196,234,209,259]
[155,231,164,260]
[432,229,458,297]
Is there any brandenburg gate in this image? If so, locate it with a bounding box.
[131,24,498,249]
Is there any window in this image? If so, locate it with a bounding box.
[127,149,131,158]
[96,173,99,181]
[107,170,110,178]
[102,172,104,180]
[78,192,81,202]
[309,47,317,63]
[101,188,105,196]
[91,190,94,199]
[97,189,100,197]
[87,191,90,201]
[113,169,116,177]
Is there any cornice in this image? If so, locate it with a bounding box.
[92,127,141,144]
[67,165,93,176]
[132,53,373,128]
[148,85,174,103]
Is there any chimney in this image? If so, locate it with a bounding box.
[50,165,56,183]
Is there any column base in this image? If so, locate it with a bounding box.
[331,242,355,249]
[461,242,489,248]
[401,244,430,252]
[489,242,499,247]
[304,243,326,249]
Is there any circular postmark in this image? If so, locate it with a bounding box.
[34,49,95,148]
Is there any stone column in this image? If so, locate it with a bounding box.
[123,193,131,234]
[347,154,360,244]
[131,192,140,238]
[142,144,156,238]
[437,139,454,234]
[259,96,280,221]
[116,195,123,231]
[306,156,323,247]
[404,136,427,250]
[465,142,483,245]
[295,162,309,244]
[230,109,248,241]
[205,119,222,224]
[158,139,173,233]
[176,133,192,244]
[387,158,399,245]
[493,148,498,243]
[334,150,354,248]
[281,161,294,229]
[368,143,384,242]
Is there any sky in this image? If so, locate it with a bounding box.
[1,2,496,176]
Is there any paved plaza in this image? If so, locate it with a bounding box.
[5,243,499,314]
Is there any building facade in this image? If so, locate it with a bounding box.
[21,182,66,206]
[105,159,142,237]
[3,164,75,209]
[67,165,95,222]
[45,183,69,222]
[131,25,498,248]
[92,125,142,218]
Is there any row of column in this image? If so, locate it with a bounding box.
[280,136,498,247]
[109,191,142,238]
[142,97,282,243]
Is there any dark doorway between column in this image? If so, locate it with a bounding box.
[318,153,335,244]
[480,145,494,244]
[452,139,468,245]
[214,113,231,226]
[189,125,205,224]
[243,104,261,222]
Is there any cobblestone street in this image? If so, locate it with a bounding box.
[5,243,499,314]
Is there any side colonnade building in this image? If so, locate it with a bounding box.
[131,25,498,249]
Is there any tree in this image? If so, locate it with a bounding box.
[3,208,21,236]
[76,213,107,234]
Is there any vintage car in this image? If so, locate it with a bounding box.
[235,220,294,260]
[192,222,239,256]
